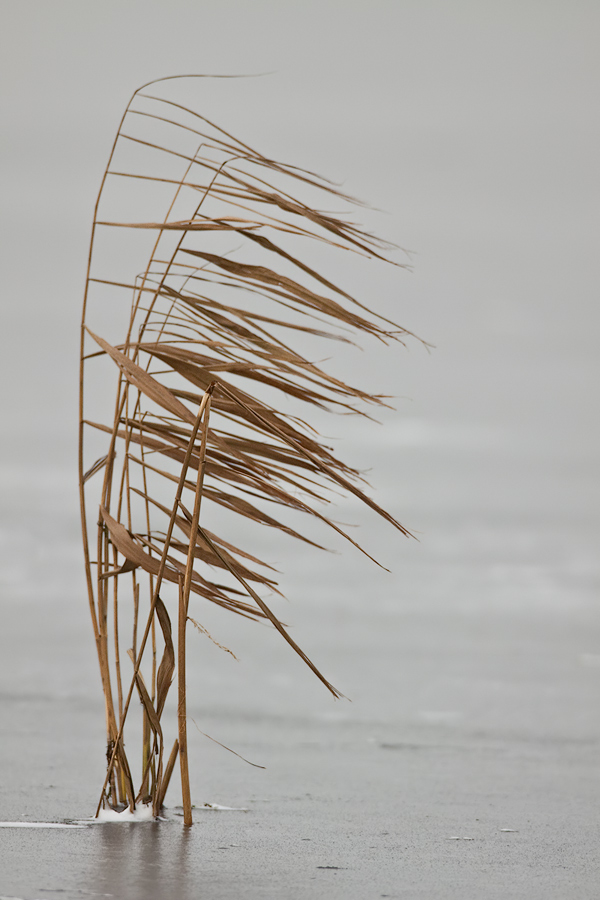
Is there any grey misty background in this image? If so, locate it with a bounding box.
[0,1,598,760]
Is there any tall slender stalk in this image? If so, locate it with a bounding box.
[80,77,419,818]
[177,575,192,825]
[95,388,214,816]
[178,384,213,826]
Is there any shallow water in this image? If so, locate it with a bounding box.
[1,4,599,894]
[1,392,599,897]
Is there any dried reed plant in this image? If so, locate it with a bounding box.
[79,76,416,824]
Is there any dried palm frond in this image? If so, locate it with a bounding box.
[79,76,417,824]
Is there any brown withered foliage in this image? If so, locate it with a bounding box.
[79,76,417,822]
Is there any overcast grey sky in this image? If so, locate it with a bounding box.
[0,0,598,737]
[0,0,598,495]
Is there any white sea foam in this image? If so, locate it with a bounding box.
[0,822,84,829]
[92,803,155,823]
[201,803,248,811]
[75,802,248,824]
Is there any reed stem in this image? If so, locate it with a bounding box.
[156,739,179,812]
[178,384,214,827]
[79,80,413,824]
[178,576,192,826]
[95,387,214,817]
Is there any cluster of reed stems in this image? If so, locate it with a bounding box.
[78,76,416,824]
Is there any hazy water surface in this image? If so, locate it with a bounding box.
[1,1,599,896]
